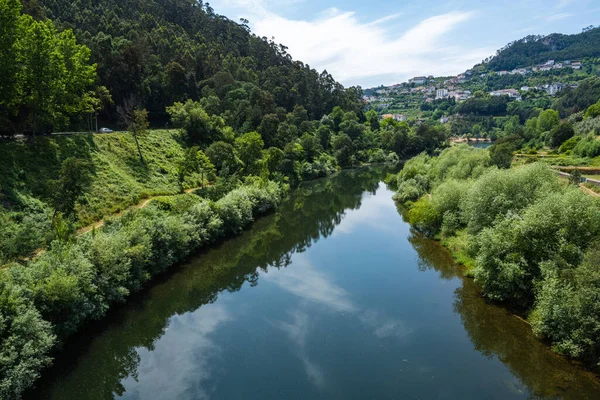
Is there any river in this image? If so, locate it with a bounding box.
[29,168,600,399]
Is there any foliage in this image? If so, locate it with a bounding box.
[0,0,98,135]
[394,147,600,366]
[573,134,600,158]
[0,179,285,397]
[0,274,55,399]
[167,100,226,146]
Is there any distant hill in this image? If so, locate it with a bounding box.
[485,26,600,71]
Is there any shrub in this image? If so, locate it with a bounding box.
[10,245,105,339]
[407,197,441,236]
[474,188,600,306]
[462,163,561,233]
[531,246,600,363]
[0,275,55,399]
[573,133,600,158]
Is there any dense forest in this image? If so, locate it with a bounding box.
[485,26,600,71]
[1,0,363,135]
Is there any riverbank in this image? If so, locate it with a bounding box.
[26,168,600,400]
[391,145,600,371]
[0,179,286,399]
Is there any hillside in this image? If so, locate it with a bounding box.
[485,26,600,71]
[0,130,204,262]
[23,0,361,124]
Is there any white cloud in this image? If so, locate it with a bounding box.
[121,304,232,399]
[544,12,575,21]
[212,1,493,86]
[556,0,576,9]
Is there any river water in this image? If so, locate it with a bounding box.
[30,168,600,399]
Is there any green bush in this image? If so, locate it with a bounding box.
[0,275,55,399]
[531,246,600,363]
[462,163,560,233]
[473,188,600,306]
[573,133,600,158]
[0,179,285,397]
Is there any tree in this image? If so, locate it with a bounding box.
[536,109,560,134]
[299,133,322,162]
[167,100,225,146]
[550,122,575,148]
[569,169,582,185]
[332,133,354,167]
[584,99,600,119]
[17,16,97,134]
[0,0,21,134]
[489,142,514,169]
[51,157,91,217]
[0,278,55,400]
[177,147,216,191]
[234,131,264,174]
[205,141,238,173]
[118,98,149,163]
[365,110,380,131]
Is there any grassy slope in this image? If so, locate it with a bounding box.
[0,130,201,227]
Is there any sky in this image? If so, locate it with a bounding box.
[209,0,600,88]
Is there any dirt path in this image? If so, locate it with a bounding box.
[1,186,207,271]
[77,186,204,235]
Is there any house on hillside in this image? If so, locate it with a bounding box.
[381,114,407,122]
[545,83,564,96]
[490,88,521,100]
[409,76,427,85]
[571,61,582,70]
[440,116,449,124]
[436,88,449,99]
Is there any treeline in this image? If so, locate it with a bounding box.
[485,27,600,71]
[0,179,284,399]
[2,0,362,134]
[390,146,600,368]
[0,0,99,134]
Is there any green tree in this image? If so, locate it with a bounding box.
[365,110,380,131]
[584,99,600,119]
[18,16,97,133]
[332,133,354,167]
[489,142,514,169]
[536,109,560,134]
[167,100,225,146]
[51,157,91,217]
[235,131,264,174]
[549,122,575,148]
[0,277,55,400]
[0,0,21,134]
[177,147,216,190]
[206,141,238,174]
[569,169,582,185]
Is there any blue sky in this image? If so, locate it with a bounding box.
[210,0,600,88]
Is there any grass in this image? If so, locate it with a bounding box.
[440,229,477,276]
[0,130,202,227]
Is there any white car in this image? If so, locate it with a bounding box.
[99,127,113,133]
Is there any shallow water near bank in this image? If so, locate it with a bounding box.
[29,168,600,399]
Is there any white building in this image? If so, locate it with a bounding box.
[436,88,449,99]
[545,83,564,96]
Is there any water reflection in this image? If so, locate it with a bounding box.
[408,232,600,399]
[28,167,600,400]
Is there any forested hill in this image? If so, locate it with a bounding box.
[485,26,600,71]
[20,0,362,124]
